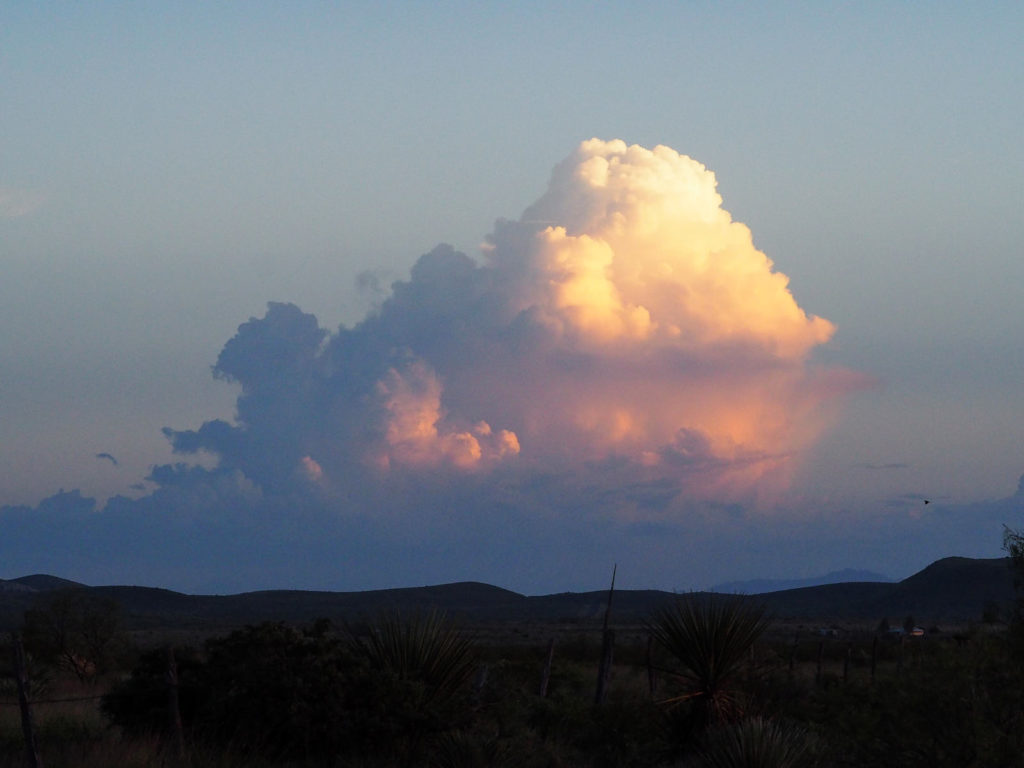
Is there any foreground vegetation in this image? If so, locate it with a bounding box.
[3,601,1024,767]
[2,536,1024,766]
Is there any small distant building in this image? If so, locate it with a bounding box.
[887,626,926,637]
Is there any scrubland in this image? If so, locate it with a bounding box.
[3,600,1024,768]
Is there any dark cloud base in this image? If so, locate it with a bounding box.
[2,467,1022,593]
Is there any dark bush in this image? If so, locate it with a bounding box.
[22,590,125,682]
[100,643,208,737]
[103,616,482,763]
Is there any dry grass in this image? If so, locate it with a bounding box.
[0,679,173,768]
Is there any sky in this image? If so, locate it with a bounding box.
[2,2,1023,594]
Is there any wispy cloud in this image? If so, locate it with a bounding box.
[0,187,45,218]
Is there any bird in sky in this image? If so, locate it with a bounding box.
[95,452,119,467]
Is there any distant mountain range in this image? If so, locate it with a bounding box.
[710,568,894,595]
[0,556,1017,632]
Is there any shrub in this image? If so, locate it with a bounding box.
[103,616,481,763]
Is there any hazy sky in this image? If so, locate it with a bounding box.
[2,3,1023,593]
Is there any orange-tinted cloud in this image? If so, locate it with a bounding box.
[364,139,852,499]
[373,358,519,471]
[168,139,858,511]
[299,455,323,483]
[503,139,834,357]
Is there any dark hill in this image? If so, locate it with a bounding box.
[759,557,1015,621]
[11,574,87,591]
[0,557,1016,632]
[78,582,529,630]
[877,556,1014,619]
[712,568,893,595]
[0,579,34,594]
[519,589,680,623]
[756,581,895,618]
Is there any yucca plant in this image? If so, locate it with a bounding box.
[686,717,820,768]
[350,611,479,711]
[348,611,480,766]
[648,595,770,728]
[428,729,512,768]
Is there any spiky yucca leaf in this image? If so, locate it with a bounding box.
[688,717,820,768]
[647,595,770,725]
[353,611,478,709]
[430,729,512,768]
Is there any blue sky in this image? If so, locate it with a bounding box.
[2,2,1023,593]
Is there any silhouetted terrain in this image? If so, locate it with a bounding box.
[711,568,893,594]
[0,556,1015,632]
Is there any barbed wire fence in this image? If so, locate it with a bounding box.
[4,631,186,767]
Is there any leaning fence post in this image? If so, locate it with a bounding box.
[539,638,556,698]
[594,564,616,705]
[165,646,185,758]
[646,634,657,698]
[473,663,489,708]
[12,632,44,768]
[594,629,615,705]
[870,635,878,682]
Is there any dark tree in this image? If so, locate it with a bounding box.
[22,590,123,682]
[1003,525,1024,654]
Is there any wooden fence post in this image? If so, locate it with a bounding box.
[815,639,824,685]
[473,663,489,708]
[870,635,878,682]
[594,629,614,706]
[165,646,185,759]
[539,639,555,698]
[843,642,851,683]
[594,565,616,706]
[646,634,656,698]
[12,632,43,768]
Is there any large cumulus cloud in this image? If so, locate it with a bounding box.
[169,139,852,508]
[1,140,891,591]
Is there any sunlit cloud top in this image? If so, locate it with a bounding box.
[499,139,835,356]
